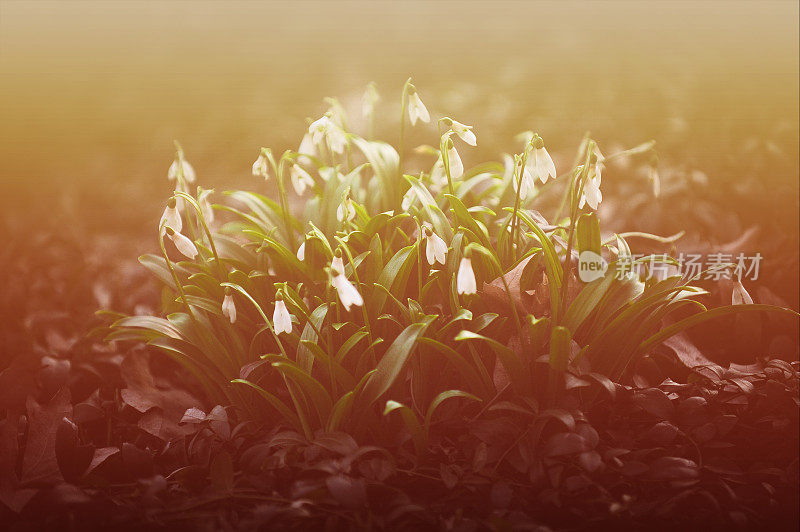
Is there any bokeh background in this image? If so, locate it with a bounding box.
[1,0,798,307]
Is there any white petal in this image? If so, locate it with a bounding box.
[168,160,179,181]
[181,161,196,183]
[457,258,477,295]
[160,205,182,233]
[431,233,448,264]
[732,280,753,305]
[222,295,237,324]
[408,93,430,125]
[336,202,345,222]
[451,121,477,146]
[331,256,345,276]
[297,242,306,261]
[333,274,363,311]
[298,132,316,158]
[291,164,314,195]
[448,146,463,180]
[425,238,436,265]
[170,231,198,260]
[273,300,293,334]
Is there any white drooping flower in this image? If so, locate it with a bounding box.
[407,89,430,126]
[252,149,270,179]
[362,82,379,120]
[457,257,477,295]
[579,156,603,210]
[308,115,347,154]
[731,279,753,305]
[296,241,306,261]
[168,159,196,183]
[424,227,448,266]
[221,291,236,324]
[164,226,198,260]
[290,163,315,195]
[330,255,363,311]
[198,188,214,223]
[445,139,464,180]
[512,154,536,199]
[336,191,356,222]
[525,135,557,184]
[272,297,293,334]
[160,199,182,233]
[446,118,477,146]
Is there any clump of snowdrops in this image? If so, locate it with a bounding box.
[105,79,794,445]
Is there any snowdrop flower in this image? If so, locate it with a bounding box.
[407,88,430,126]
[732,279,753,305]
[198,188,214,223]
[272,294,293,334]
[525,134,557,184]
[457,255,477,295]
[221,289,236,324]
[423,226,448,266]
[443,118,477,146]
[164,226,198,260]
[445,138,464,180]
[330,253,363,311]
[579,155,603,210]
[168,159,196,183]
[290,163,315,195]
[362,82,379,120]
[252,148,270,179]
[296,241,306,261]
[160,198,182,234]
[336,190,356,222]
[512,154,536,199]
[308,115,347,154]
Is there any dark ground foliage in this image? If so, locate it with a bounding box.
[1,219,797,531]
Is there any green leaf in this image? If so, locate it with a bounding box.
[454,330,529,393]
[423,390,481,439]
[383,400,425,454]
[359,321,431,406]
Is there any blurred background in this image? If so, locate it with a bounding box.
[1,0,798,306]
